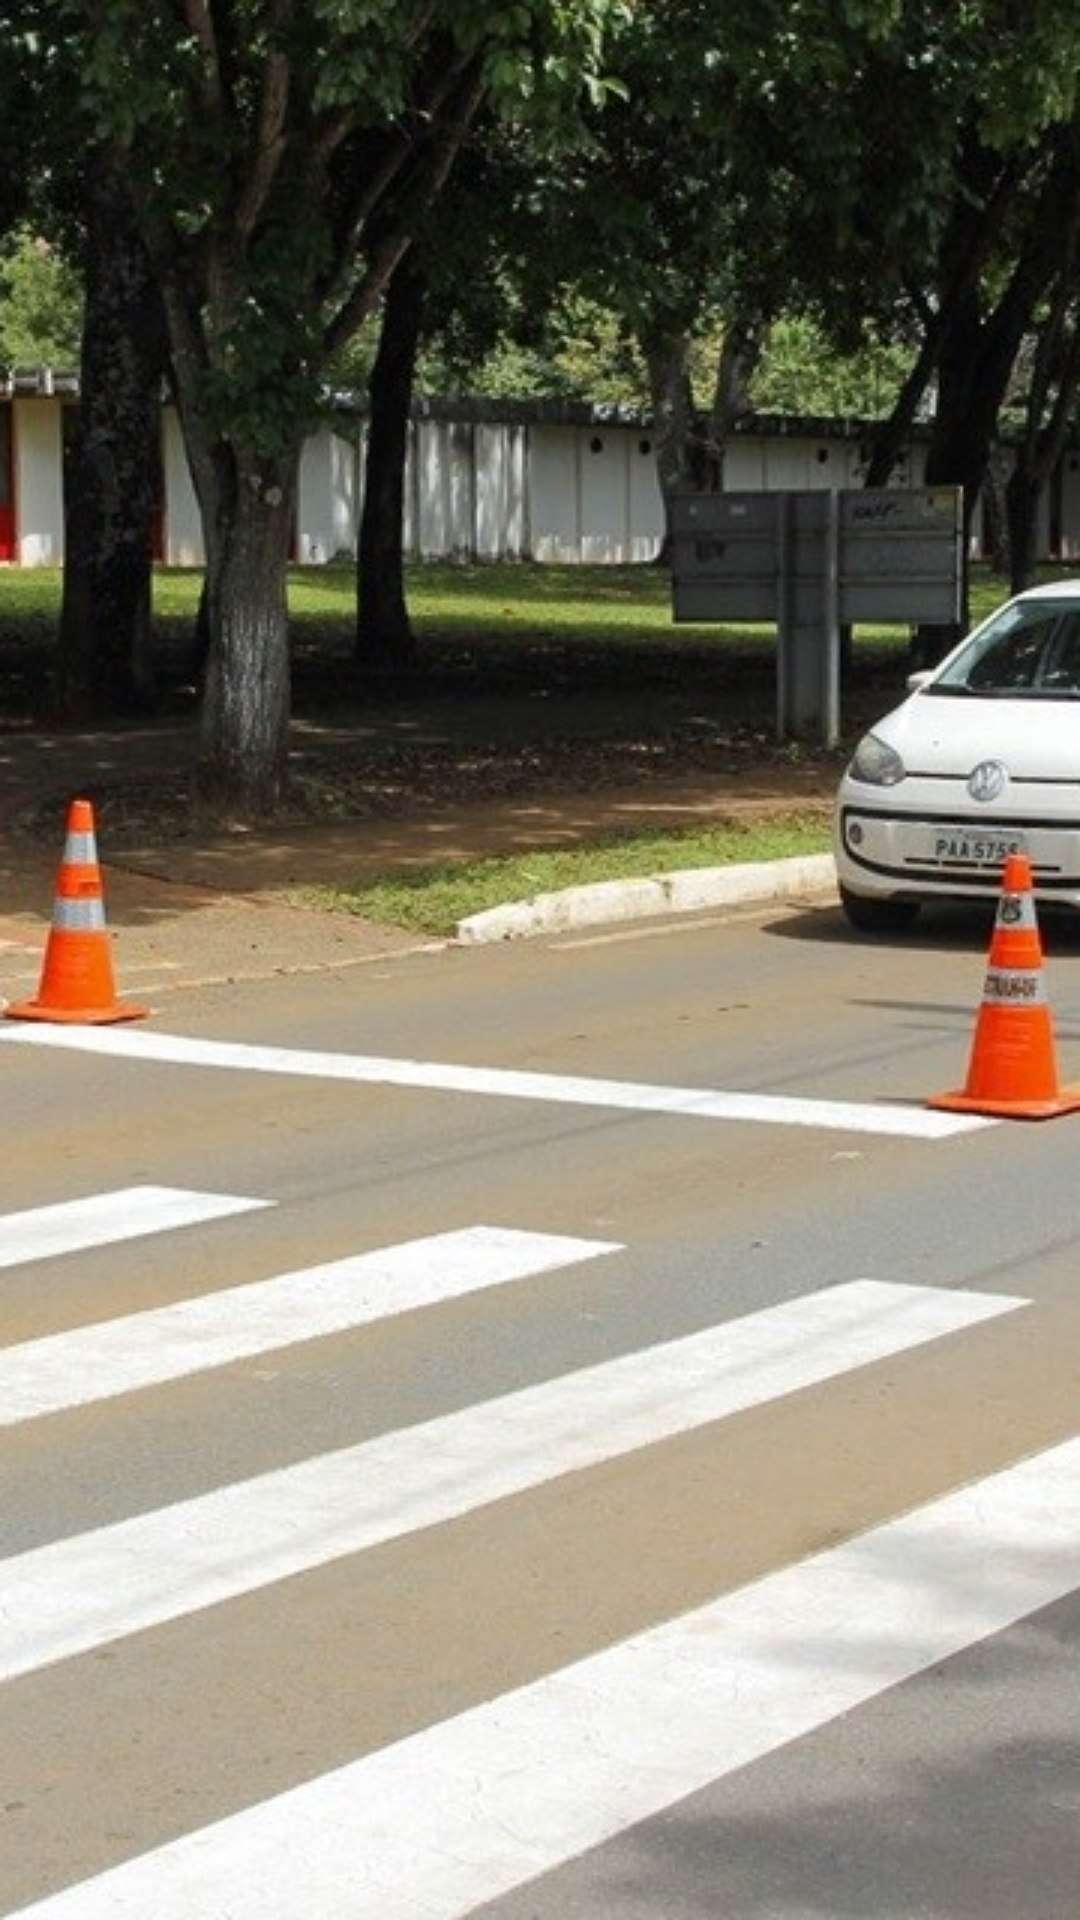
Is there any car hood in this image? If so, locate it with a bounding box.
[875,693,1080,781]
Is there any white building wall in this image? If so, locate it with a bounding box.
[14,398,64,565]
[628,429,663,560]
[724,440,768,490]
[475,423,518,558]
[529,426,580,562]
[578,427,627,564]
[416,419,448,557]
[504,424,527,557]
[447,422,476,556]
[330,431,359,557]
[297,428,335,564]
[162,409,203,565]
[402,422,418,557]
[417,419,474,558]
[762,437,836,490]
[11,388,1077,571]
[1061,455,1080,560]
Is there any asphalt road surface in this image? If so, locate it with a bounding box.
[3,893,1080,1918]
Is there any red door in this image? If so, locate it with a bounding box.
[0,405,14,561]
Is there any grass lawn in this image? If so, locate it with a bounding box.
[306,813,833,937]
[1,556,921,745]
[0,553,1021,660]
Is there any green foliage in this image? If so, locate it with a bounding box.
[428,295,650,405]
[0,228,83,367]
[749,317,915,420]
[421,301,913,421]
[480,0,1080,403]
[57,0,630,461]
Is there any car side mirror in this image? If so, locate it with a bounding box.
[906,669,933,693]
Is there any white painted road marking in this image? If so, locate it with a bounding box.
[0,1226,620,1427]
[15,1430,1080,1920]
[0,1279,1022,1684]
[0,1024,994,1138]
[0,1186,269,1273]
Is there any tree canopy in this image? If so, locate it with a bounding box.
[24,0,630,807]
[10,0,1080,795]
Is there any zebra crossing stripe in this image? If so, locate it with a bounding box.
[0,1023,994,1137]
[0,1226,621,1426]
[0,1186,269,1272]
[0,1278,1023,1685]
[14,1429,1080,1919]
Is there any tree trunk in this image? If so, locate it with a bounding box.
[1005,467,1042,596]
[863,331,940,489]
[356,257,425,676]
[864,147,1037,490]
[1005,275,1080,596]
[702,314,763,488]
[912,142,1080,664]
[981,446,1012,580]
[198,463,296,814]
[643,330,695,566]
[911,288,1008,667]
[712,317,761,432]
[56,151,167,718]
[910,409,978,671]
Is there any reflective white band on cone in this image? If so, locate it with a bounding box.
[62,832,98,865]
[982,967,1045,1005]
[52,897,106,932]
[995,890,1038,930]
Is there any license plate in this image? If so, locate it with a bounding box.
[930,829,1026,864]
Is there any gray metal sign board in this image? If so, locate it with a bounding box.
[839,487,962,623]
[670,492,782,622]
[671,486,962,626]
[669,485,963,744]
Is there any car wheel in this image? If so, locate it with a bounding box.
[839,885,921,934]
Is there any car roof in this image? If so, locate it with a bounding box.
[1014,579,1080,601]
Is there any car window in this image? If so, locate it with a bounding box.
[966,613,1057,690]
[932,601,1080,695]
[1039,612,1080,690]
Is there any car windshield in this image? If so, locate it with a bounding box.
[927,599,1080,697]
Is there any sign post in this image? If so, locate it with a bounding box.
[671,487,963,745]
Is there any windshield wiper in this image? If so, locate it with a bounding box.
[924,683,1073,698]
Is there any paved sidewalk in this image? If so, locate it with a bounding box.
[0,719,833,1003]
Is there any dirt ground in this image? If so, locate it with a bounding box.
[0,626,898,998]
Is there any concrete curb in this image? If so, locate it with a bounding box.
[455,852,838,944]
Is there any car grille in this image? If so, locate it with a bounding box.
[839,805,1080,889]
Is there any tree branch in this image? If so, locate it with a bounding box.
[317,48,477,302]
[322,64,486,357]
[405,0,439,50]
[183,0,226,120]
[234,15,292,241]
[863,151,1040,489]
[305,8,440,185]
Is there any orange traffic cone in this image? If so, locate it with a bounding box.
[4,798,147,1025]
[929,853,1080,1120]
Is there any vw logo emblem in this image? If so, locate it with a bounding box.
[967,759,1008,803]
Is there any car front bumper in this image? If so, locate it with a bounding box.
[835,778,1080,907]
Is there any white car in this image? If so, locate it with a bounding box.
[835,580,1080,931]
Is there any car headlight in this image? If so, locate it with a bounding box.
[849,732,905,787]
